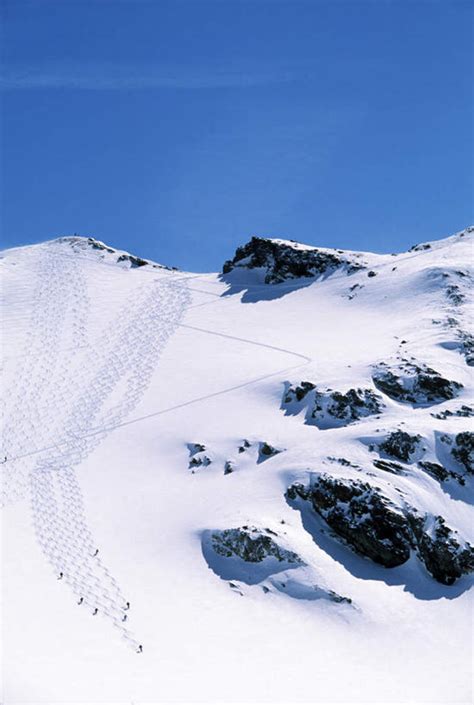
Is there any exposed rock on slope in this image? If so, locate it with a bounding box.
[283,383,383,429]
[222,237,366,284]
[209,526,302,564]
[439,432,474,474]
[417,460,465,485]
[287,476,413,568]
[57,236,175,270]
[286,475,474,584]
[372,359,463,406]
[451,432,474,473]
[410,515,474,585]
[379,430,423,462]
[431,405,474,419]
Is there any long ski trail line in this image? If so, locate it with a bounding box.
[6,314,312,462]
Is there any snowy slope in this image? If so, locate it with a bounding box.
[1,228,473,704]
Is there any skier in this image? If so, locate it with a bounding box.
[136,645,143,654]
[57,572,64,580]
[92,608,98,616]
[124,601,130,611]
[122,614,127,622]
[92,549,99,557]
[78,597,83,605]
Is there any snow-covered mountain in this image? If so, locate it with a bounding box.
[1,227,473,703]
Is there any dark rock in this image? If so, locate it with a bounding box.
[328,590,352,604]
[283,381,316,404]
[86,237,116,253]
[458,331,474,366]
[189,455,212,469]
[238,439,252,453]
[372,459,405,475]
[224,460,234,475]
[409,515,474,585]
[287,475,474,584]
[372,359,462,406]
[445,284,465,305]
[287,475,413,568]
[327,457,361,469]
[311,388,384,428]
[417,461,465,486]
[452,432,474,474]
[431,405,474,420]
[367,270,377,278]
[258,442,282,462]
[188,442,206,455]
[283,383,383,428]
[222,237,366,284]
[379,430,422,462]
[117,253,149,268]
[409,242,432,252]
[210,527,301,564]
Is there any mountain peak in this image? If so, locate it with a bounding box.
[50,235,177,271]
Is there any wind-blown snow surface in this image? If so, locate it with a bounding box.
[1,230,473,703]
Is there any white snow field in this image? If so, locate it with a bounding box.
[1,230,473,704]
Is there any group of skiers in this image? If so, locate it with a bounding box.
[57,554,143,653]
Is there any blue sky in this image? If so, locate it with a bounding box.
[2,0,472,271]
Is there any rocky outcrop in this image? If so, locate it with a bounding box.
[238,439,251,453]
[456,330,474,367]
[379,431,423,462]
[210,526,301,564]
[187,442,212,470]
[283,381,316,404]
[437,432,474,475]
[372,360,462,406]
[287,476,413,568]
[451,432,474,474]
[310,388,384,426]
[372,459,405,475]
[58,236,175,269]
[286,474,474,584]
[409,515,474,585]
[116,253,149,268]
[417,461,465,486]
[224,460,235,475]
[222,237,366,284]
[258,442,283,463]
[283,383,383,429]
[431,405,474,419]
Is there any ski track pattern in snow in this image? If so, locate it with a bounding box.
[1,243,190,649]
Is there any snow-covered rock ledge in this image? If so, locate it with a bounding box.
[222,236,367,284]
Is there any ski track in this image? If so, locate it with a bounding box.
[1,243,190,650]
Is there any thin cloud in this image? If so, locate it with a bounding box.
[0,64,300,90]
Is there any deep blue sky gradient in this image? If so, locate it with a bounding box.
[2,0,473,270]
